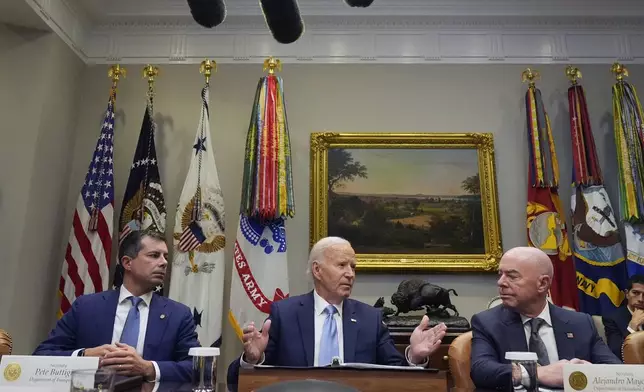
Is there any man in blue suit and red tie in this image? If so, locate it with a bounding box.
[227,237,448,392]
[470,247,620,390]
[34,230,200,382]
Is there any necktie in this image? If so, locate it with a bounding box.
[120,296,143,348]
[527,318,550,366]
[318,304,339,366]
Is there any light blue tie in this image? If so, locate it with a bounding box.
[319,304,339,366]
[120,296,143,348]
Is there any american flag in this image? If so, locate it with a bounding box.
[57,93,115,317]
[178,221,206,252]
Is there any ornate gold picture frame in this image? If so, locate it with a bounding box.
[310,132,502,272]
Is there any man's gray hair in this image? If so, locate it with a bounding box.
[306,236,351,277]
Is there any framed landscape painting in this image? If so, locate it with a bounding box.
[309,132,502,272]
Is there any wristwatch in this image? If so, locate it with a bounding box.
[78,348,86,357]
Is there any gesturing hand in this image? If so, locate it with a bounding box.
[409,316,447,364]
[242,319,272,364]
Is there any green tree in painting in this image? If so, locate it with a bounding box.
[461,173,484,251]
[461,174,480,195]
[328,149,368,194]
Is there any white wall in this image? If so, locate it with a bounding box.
[58,63,644,370]
[0,23,84,353]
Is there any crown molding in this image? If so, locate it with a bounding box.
[22,0,644,65]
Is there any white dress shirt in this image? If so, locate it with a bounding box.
[626,306,643,334]
[240,290,427,368]
[518,303,559,386]
[73,285,160,381]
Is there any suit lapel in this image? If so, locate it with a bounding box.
[96,290,119,345]
[296,292,315,366]
[143,293,170,358]
[501,306,529,353]
[550,304,575,360]
[342,299,358,363]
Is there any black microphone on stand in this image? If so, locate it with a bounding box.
[331,356,342,366]
[344,0,375,7]
[260,0,305,44]
[186,0,227,28]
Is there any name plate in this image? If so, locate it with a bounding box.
[0,355,99,391]
[564,364,644,392]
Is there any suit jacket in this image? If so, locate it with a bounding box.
[602,304,633,360]
[470,303,620,389]
[227,292,405,391]
[33,290,200,382]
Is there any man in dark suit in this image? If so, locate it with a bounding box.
[34,230,200,382]
[227,237,448,392]
[471,247,620,390]
[603,274,644,359]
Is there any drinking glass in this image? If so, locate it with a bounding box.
[69,368,115,392]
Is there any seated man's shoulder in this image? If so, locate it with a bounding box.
[472,305,505,324]
[158,294,192,314]
[348,298,378,314]
[604,305,628,321]
[550,305,594,325]
[73,290,115,307]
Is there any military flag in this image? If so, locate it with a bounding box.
[611,63,644,277]
[228,58,294,339]
[169,61,226,347]
[523,68,579,310]
[113,66,167,292]
[565,66,626,315]
[58,67,123,317]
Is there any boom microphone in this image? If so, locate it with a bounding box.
[260,0,305,44]
[344,0,375,7]
[187,0,226,28]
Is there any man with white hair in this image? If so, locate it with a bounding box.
[470,246,620,390]
[227,236,447,391]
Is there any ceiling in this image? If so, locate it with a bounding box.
[16,0,644,64]
[0,0,49,30]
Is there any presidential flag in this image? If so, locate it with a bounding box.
[566,68,626,315]
[611,63,644,277]
[228,62,294,339]
[58,84,116,317]
[523,69,579,310]
[169,82,226,347]
[113,93,167,291]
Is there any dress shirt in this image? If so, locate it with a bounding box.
[626,306,643,334]
[518,303,559,387]
[73,285,160,381]
[240,290,427,368]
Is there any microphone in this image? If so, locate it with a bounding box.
[187,0,227,28]
[331,356,342,366]
[260,0,305,44]
[344,0,375,7]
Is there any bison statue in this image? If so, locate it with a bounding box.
[390,279,459,317]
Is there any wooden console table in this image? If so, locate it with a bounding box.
[239,367,449,392]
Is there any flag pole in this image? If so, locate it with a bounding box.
[565,65,581,86]
[263,56,282,75]
[522,67,579,310]
[108,64,126,91]
[200,59,217,86]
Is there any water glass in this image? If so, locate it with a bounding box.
[189,347,220,392]
[69,368,115,392]
[505,351,538,392]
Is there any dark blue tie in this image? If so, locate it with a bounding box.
[120,296,143,348]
